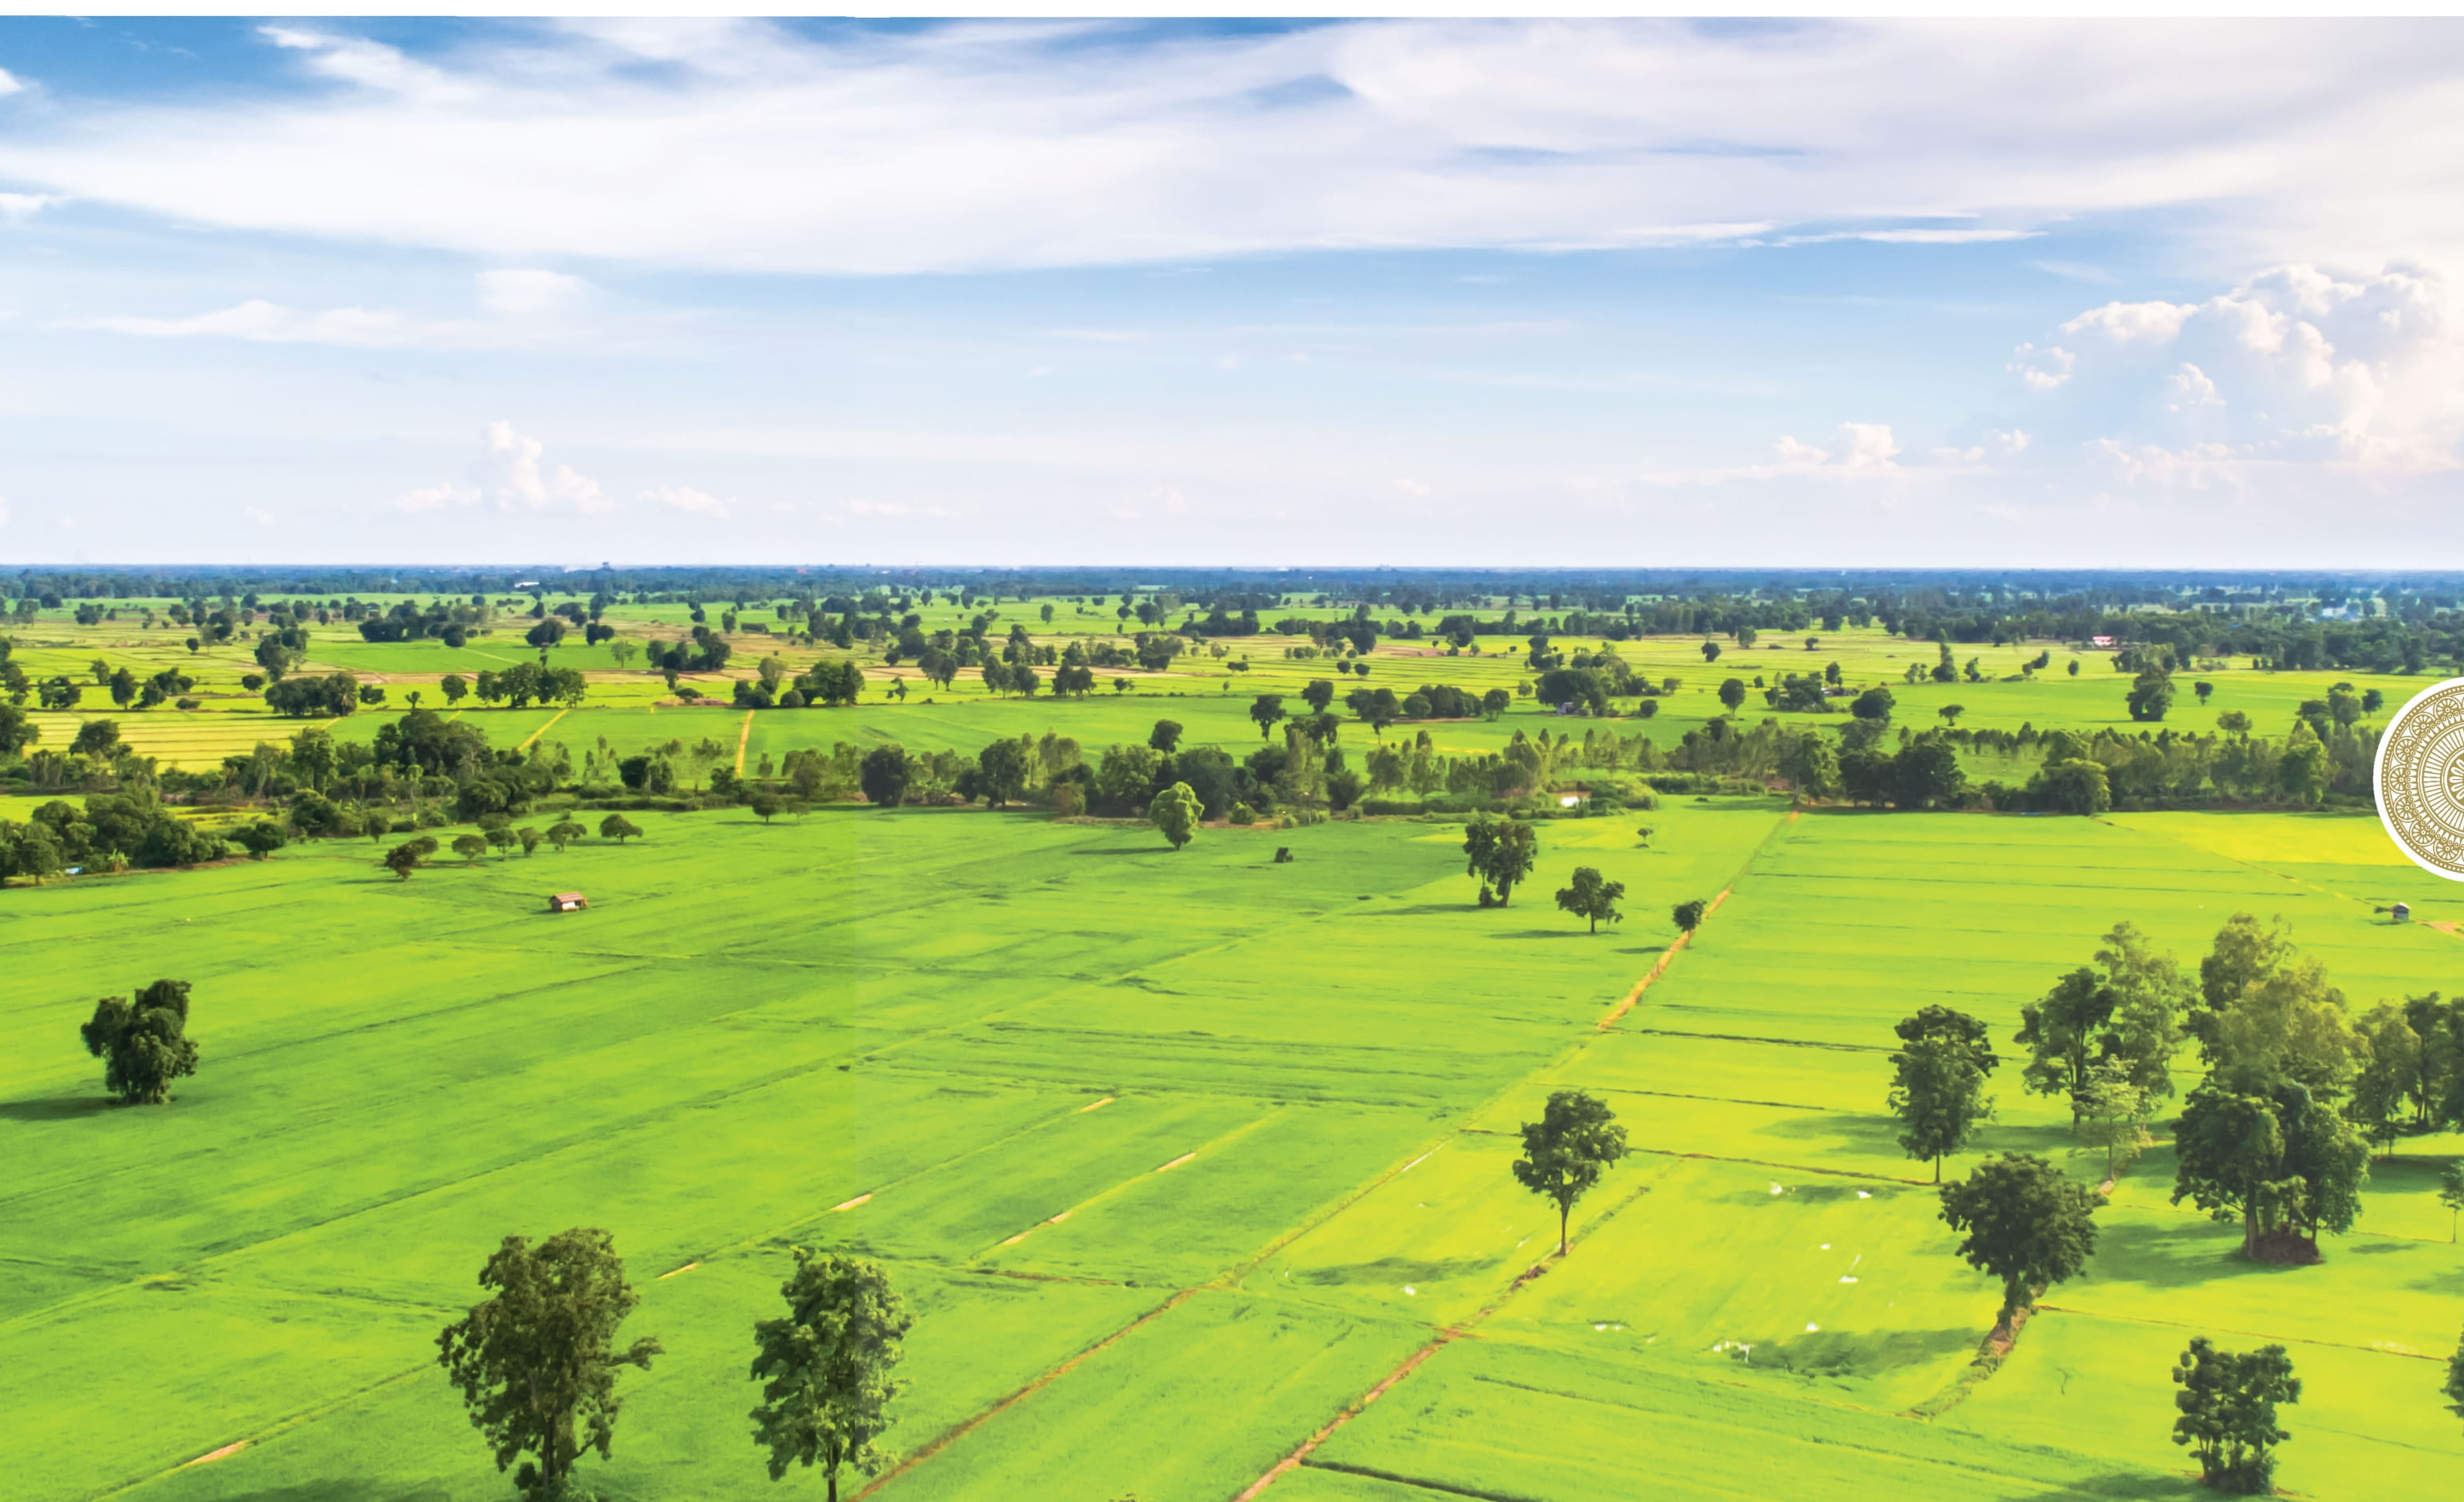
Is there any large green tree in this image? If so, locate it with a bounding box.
[1149,781,1201,850]
[79,979,199,1105]
[2172,1080,2369,1258]
[1512,1090,1628,1256]
[1553,866,1626,933]
[436,1228,661,1498]
[2172,1338,2298,1494]
[858,745,910,810]
[1461,813,1537,906]
[2016,923,2189,1122]
[1249,693,1287,739]
[748,1248,913,1502]
[1936,1152,2101,1328]
[1889,1007,1998,1182]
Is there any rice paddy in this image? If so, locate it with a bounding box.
[2,594,2459,1500]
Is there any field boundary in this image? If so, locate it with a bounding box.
[1594,808,1794,1032]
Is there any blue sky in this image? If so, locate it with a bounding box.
[0,17,2458,566]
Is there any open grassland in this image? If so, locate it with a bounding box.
[4,792,2462,1500]
[0,597,2431,773]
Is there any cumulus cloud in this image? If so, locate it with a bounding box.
[1931,429,2031,465]
[2022,263,2464,475]
[401,422,610,514]
[2,20,2462,274]
[1775,421,1900,470]
[2008,343,2073,392]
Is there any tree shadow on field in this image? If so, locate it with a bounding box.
[1286,1253,1502,1288]
[1758,1110,1910,1160]
[0,1095,112,1122]
[217,1480,453,1489]
[2087,1218,2275,1290]
[1068,846,1167,858]
[1488,928,1599,940]
[1994,1472,2207,1500]
[1363,903,1477,917]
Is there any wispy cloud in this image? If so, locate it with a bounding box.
[59,270,600,349]
[1,20,2458,275]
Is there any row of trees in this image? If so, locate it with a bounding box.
[438,1232,908,1502]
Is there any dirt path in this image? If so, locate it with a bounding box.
[734,709,754,775]
[518,706,569,752]
[1232,814,1797,1500]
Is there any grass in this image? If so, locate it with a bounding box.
[2,603,2461,1500]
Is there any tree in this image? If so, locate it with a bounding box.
[2126,667,2174,722]
[2436,1160,2464,1244]
[1250,694,1287,739]
[2348,1002,2421,1158]
[1462,814,1537,906]
[858,745,910,810]
[2016,923,2189,1122]
[1938,704,1965,725]
[1511,1090,1627,1256]
[79,980,199,1105]
[1554,867,1625,933]
[599,814,643,845]
[1780,735,1842,800]
[2172,1079,2369,1259]
[749,791,785,823]
[1700,641,1721,663]
[547,820,586,853]
[2073,1063,2154,1181]
[384,842,424,879]
[749,1248,911,1502]
[440,673,469,705]
[234,819,286,860]
[436,1228,661,1499]
[1148,719,1184,753]
[1717,677,1746,712]
[972,739,1027,808]
[2172,1338,2298,1495]
[1891,1009,1998,1182]
[1850,686,1895,723]
[1892,738,1965,807]
[1937,1152,2101,1328]
[2213,952,2364,1098]
[452,833,488,864]
[1672,898,1707,934]
[1149,781,1200,850]
[518,826,543,856]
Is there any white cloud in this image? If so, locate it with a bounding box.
[2163,363,2223,412]
[2,20,2461,274]
[1932,428,2031,465]
[1773,421,1900,470]
[2008,342,2074,392]
[1777,228,2039,246]
[0,193,53,220]
[2028,263,2464,474]
[243,505,274,526]
[400,422,610,514]
[61,270,599,350]
[476,269,590,319]
[641,485,733,518]
[0,68,23,99]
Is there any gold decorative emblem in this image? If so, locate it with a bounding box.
[2376,678,2464,882]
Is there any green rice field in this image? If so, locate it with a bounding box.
[5,789,2462,1500]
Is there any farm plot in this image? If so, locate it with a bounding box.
[0,798,1789,1500]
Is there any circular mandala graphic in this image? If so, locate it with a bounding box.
[2375,678,2464,882]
